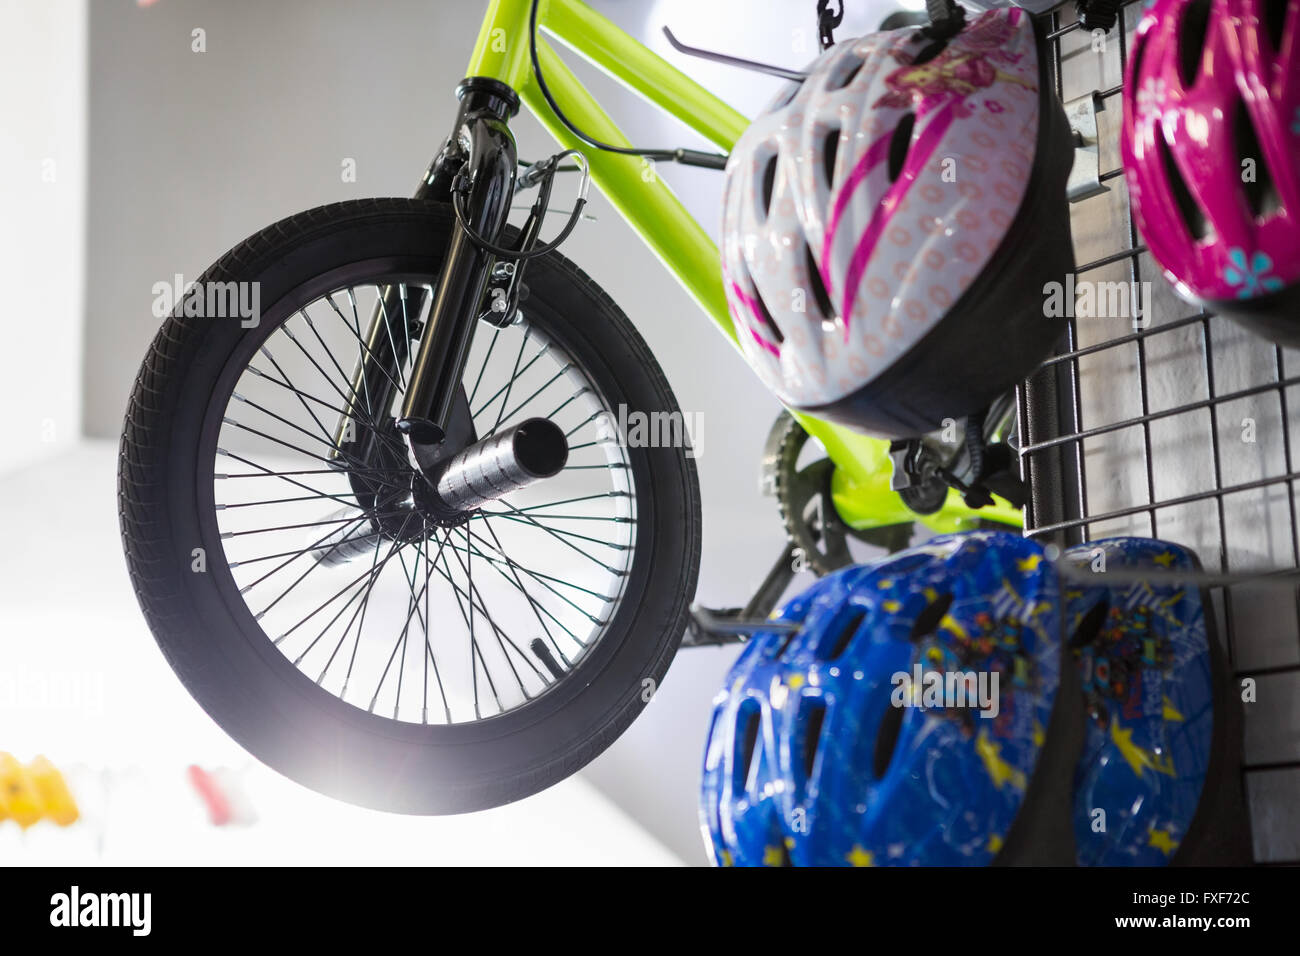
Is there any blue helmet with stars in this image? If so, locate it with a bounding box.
[1061,538,1221,866]
[699,531,1063,867]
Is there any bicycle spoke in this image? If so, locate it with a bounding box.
[446,525,534,707]
[230,390,364,461]
[565,409,604,439]
[543,385,594,424]
[296,303,411,461]
[432,535,494,719]
[376,291,409,392]
[216,451,361,509]
[323,289,407,402]
[295,548,386,666]
[276,320,398,447]
[212,282,637,724]
[480,517,570,664]
[416,528,547,688]
[369,543,432,715]
[493,364,573,429]
[299,308,368,418]
[462,528,619,604]
[271,512,417,641]
[249,343,341,452]
[498,491,631,513]
[477,512,633,523]
[338,530,394,696]
[479,505,631,557]
[220,418,409,493]
[450,536,586,649]
[237,512,372,593]
[459,526,610,624]
[467,326,501,407]
[416,529,453,724]
[472,329,538,425]
[221,510,395,540]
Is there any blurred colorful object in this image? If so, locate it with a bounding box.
[187,765,258,827]
[0,753,79,828]
[1060,538,1221,865]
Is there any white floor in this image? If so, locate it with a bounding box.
[0,441,682,866]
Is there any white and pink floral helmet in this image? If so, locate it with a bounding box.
[721,8,1075,438]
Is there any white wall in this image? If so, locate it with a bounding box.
[0,0,86,476]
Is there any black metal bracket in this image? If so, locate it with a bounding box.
[920,0,967,41]
[1075,0,1123,32]
[816,0,844,50]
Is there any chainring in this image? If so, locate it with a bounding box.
[764,411,913,577]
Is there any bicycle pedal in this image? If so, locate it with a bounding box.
[683,603,799,648]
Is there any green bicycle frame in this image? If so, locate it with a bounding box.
[466,0,1020,532]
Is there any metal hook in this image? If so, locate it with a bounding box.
[817,0,845,50]
[661,26,807,83]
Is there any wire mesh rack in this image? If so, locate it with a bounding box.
[1018,0,1300,864]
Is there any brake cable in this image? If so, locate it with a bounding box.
[526,0,728,170]
[451,148,592,260]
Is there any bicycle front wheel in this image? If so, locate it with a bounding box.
[118,199,702,813]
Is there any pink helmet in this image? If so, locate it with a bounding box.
[721,9,1075,439]
[1123,0,1300,345]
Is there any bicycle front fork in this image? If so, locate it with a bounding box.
[329,78,554,510]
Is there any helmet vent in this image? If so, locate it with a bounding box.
[799,698,827,780]
[752,287,785,344]
[735,701,762,791]
[1069,599,1109,649]
[1178,0,1212,87]
[1128,32,1149,93]
[1264,0,1288,52]
[821,606,865,660]
[1158,131,1211,241]
[822,128,841,189]
[911,36,948,67]
[887,113,917,183]
[873,700,905,779]
[1235,101,1282,221]
[909,591,954,641]
[830,56,864,91]
[775,79,803,109]
[760,152,779,220]
[803,244,837,322]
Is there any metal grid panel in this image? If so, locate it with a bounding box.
[1020,0,1300,864]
